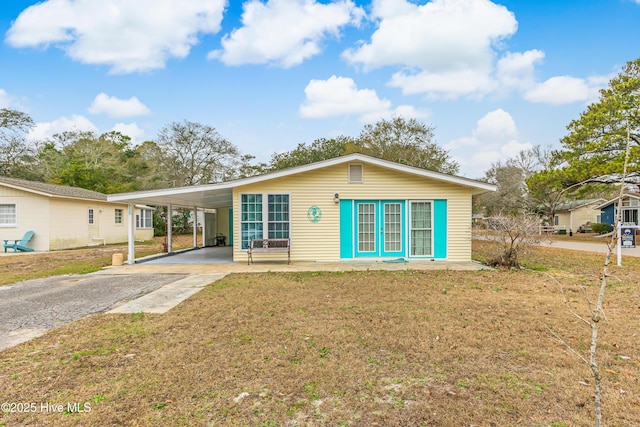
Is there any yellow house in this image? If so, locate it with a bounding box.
[0,177,154,251]
[553,198,605,233]
[108,154,495,264]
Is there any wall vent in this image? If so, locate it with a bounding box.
[348,164,363,183]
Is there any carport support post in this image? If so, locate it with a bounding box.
[201,209,206,247]
[127,203,135,265]
[167,204,173,253]
[193,207,198,248]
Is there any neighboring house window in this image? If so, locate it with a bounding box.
[88,208,95,225]
[136,209,153,228]
[596,214,602,223]
[240,193,290,249]
[554,215,559,226]
[115,209,123,224]
[0,204,17,227]
[622,208,639,225]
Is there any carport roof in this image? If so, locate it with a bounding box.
[107,153,496,209]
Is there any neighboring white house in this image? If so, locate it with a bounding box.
[0,177,154,251]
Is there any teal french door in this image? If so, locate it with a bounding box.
[355,200,405,257]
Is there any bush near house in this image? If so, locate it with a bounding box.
[591,223,613,234]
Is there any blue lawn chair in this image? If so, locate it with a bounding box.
[3,230,35,253]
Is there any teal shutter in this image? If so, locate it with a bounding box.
[433,200,447,259]
[339,200,353,258]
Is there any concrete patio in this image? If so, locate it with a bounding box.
[105,245,491,275]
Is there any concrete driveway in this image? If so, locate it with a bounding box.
[0,248,489,352]
[0,273,188,352]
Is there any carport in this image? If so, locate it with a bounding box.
[108,182,236,264]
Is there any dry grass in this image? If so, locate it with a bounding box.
[0,235,200,286]
[1,241,640,426]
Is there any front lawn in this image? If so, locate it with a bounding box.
[1,244,639,426]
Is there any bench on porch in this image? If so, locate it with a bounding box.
[248,238,290,265]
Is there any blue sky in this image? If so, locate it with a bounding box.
[1,0,639,179]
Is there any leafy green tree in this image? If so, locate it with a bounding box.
[269,136,355,170]
[0,108,36,178]
[475,145,558,218]
[557,57,640,183]
[475,161,528,216]
[156,120,240,186]
[357,117,459,174]
[269,117,458,174]
[37,130,152,193]
[234,154,268,178]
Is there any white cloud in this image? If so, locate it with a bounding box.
[299,75,429,123]
[209,0,363,67]
[300,76,391,118]
[524,75,606,105]
[445,109,531,177]
[343,0,516,97]
[88,93,151,118]
[495,49,544,92]
[388,68,495,98]
[341,0,606,103]
[0,89,10,108]
[5,0,226,74]
[111,122,146,144]
[475,108,518,140]
[27,115,99,141]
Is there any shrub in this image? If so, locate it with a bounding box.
[591,223,613,234]
[485,214,540,269]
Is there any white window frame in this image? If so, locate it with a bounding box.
[115,208,123,225]
[88,208,95,225]
[239,193,291,250]
[0,203,17,227]
[622,207,639,225]
[409,200,433,257]
[136,209,153,229]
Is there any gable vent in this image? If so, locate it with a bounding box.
[348,164,363,183]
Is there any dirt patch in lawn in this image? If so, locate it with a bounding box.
[1,246,639,426]
[0,234,200,286]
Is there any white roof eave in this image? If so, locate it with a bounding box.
[107,154,496,207]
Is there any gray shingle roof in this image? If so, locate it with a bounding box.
[0,176,107,201]
[555,198,604,212]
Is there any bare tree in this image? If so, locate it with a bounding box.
[484,213,540,268]
[156,120,240,186]
[547,121,633,427]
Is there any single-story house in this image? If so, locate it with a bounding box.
[553,198,605,232]
[0,177,155,251]
[595,192,640,226]
[108,154,496,264]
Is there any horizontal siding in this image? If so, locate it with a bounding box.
[233,163,473,262]
[1,186,153,251]
[0,187,50,251]
[50,200,154,250]
[557,206,600,231]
